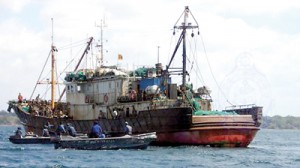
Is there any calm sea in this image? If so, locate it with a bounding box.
[0,126,299,168]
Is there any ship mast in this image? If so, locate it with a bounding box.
[96,19,106,67]
[51,18,57,109]
[100,19,104,65]
[168,6,199,91]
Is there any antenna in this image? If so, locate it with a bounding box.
[96,17,107,67]
[51,18,54,45]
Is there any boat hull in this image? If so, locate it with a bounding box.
[9,135,52,144]
[54,132,157,150]
[9,103,261,147]
[155,127,258,147]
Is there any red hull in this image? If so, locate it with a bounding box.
[156,126,259,147]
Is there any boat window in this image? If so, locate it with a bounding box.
[77,85,81,92]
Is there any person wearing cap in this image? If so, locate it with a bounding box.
[89,121,105,138]
[66,123,77,137]
[124,121,132,135]
[112,110,118,119]
[15,127,23,138]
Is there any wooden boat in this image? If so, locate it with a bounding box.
[53,132,157,150]
[7,6,262,147]
[9,135,52,144]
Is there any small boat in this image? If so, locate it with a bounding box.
[53,132,157,150]
[9,135,52,144]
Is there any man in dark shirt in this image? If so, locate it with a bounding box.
[90,121,105,138]
[66,123,77,137]
[56,122,66,136]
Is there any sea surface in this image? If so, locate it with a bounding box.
[0,126,299,168]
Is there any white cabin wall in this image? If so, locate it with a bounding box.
[66,77,129,119]
[88,78,126,105]
[69,104,97,120]
[66,83,86,104]
[66,93,86,104]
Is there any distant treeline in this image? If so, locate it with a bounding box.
[1,110,300,129]
[0,110,21,125]
[261,115,300,129]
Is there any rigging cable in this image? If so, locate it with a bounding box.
[30,49,51,100]
[90,41,95,69]
[59,45,86,75]
[39,70,51,83]
[187,35,206,86]
[57,38,89,50]
[42,83,50,99]
[55,57,61,97]
[173,10,185,27]
[167,30,175,66]
[191,37,206,86]
[167,8,186,68]
[198,32,234,106]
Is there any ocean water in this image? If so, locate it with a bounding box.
[0,126,299,168]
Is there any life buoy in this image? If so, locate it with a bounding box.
[85,96,89,103]
[104,94,109,103]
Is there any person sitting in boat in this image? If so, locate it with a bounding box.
[56,122,66,136]
[45,122,54,129]
[15,127,23,138]
[18,93,23,103]
[89,121,105,138]
[66,123,77,137]
[124,121,132,135]
[42,125,50,137]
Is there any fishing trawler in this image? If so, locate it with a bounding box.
[8,6,262,147]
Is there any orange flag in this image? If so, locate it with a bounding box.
[118,54,123,60]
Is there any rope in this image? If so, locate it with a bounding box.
[59,45,86,75]
[55,60,61,96]
[198,33,234,106]
[187,36,206,86]
[167,31,175,66]
[30,49,51,100]
[173,10,185,28]
[57,38,89,50]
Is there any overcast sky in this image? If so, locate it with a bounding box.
[1,0,299,116]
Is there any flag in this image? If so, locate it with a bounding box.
[118,54,123,60]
